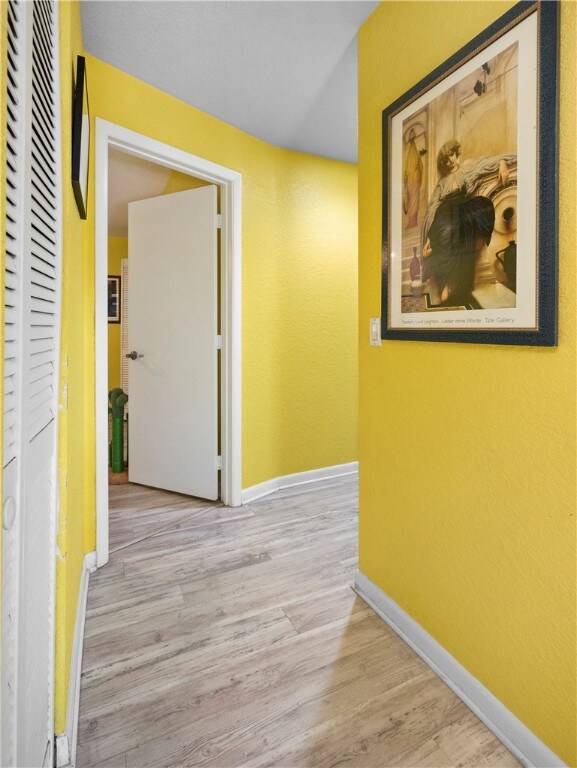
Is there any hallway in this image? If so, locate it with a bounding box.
[77,478,519,768]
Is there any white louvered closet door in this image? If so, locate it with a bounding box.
[2,1,61,766]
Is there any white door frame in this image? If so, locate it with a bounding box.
[95,119,242,568]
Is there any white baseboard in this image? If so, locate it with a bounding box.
[353,572,566,768]
[241,461,358,504]
[55,552,96,768]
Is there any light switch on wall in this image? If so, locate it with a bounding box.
[370,317,382,346]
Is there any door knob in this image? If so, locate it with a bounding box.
[126,351,144,360]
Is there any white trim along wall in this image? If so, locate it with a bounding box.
[354,573,566,768]
[95,119,242,568]
[241,462,359,504]
[55,553,96,768]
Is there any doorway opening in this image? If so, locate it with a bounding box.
[95,120,242,568]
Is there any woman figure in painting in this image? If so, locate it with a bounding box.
[421,139,515,254]
[403,127,423,228]
[423,190,495,307]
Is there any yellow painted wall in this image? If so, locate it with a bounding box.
[358,2,576,764]
[163,170,211,197]
[107,237,127,391]
[272,151,357,475]
[84,53,358,496]
[52,7,358,731]
[55,1,89,733]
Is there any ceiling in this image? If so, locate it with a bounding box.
[81,1,379,163]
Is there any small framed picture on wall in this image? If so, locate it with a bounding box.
[108,276,121,323]
[71,55,90,219]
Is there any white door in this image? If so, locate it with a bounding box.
[127,186,219,499]
[2,1,59,766]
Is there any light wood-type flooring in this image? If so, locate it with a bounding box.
[77,477,520,768]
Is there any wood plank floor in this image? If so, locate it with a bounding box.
[77,477,520,768]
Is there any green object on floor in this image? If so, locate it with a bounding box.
[111,417,124,473]
[109,388,128,473]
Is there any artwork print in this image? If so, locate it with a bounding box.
[108,276,121,323]
[382,2,558,346]
[401,42,518,314]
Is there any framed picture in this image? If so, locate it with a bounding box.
[108,276,121,323]
[71,55,90,219]
[381,1,558,346]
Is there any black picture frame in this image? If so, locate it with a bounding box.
[381,1,558,346]
[72,55,90,220]
[108,276,121,324]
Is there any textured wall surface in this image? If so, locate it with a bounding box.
[163,170,211,196]
[55,0,88,734]
[84,53,358,500]
[358,2,576,764]
[53,7,358,729]
[271,152,358,477]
